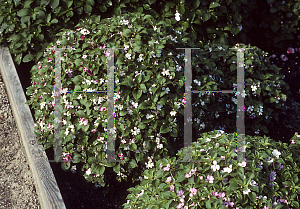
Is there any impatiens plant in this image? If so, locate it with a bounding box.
[169,42,291,145]
[25,10,292,190]
[123,130,300,209]
[25,12,190,187]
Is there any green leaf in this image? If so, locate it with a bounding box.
[40,0,50,6]
[260,125,269,133]
[72,152,81,163]
[24,0,34,8]
[233,13,242,24]
[84,4,92,13]
[129,159,138,168]
[249,192,256,202]
[229,182,240,190]
[123,29,131,37]
[292,201,299,208]
[219,5,227,12]
[230,64,236,71]
[206,199,211,208]
[113,163,120,173]
[138,122,146,129]
[99,5,107,12]
[203,13,211,22]
[176,173,186,182]
[193,0,200,8]
[209,2,220,9]
[119,110,127,116]
[75,110,86,118]
[270,7,277,13]
[138,102,148,110]
[50,18,58,24]
[140,84,147,91]
[156,169,164,178]
[271,24,280,33]
[286,12,293,18]
[66,0,73,8]
[50,0,59,10]
[17,9,29,17]
[23,54,34,62]
[170,128,178,137]
[160,124,169,134]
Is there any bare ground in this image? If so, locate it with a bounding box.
[0,73,41,209]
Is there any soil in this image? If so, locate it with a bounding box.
[0,73,41,208]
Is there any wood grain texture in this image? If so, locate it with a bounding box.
[0,46,66,209]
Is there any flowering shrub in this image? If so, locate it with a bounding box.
[171,42,291,144]
[123,130,300,209]
[25,12,190,187]
[25,11,292,189]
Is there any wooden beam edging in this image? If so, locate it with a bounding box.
[0,46,67,209]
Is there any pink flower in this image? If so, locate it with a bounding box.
[291,140,296,144]
[178,190,184,197]
[206,175,214,183]
[185,173,191,178]
[118,153,124,160]
[170,185,174,192]
[189,188,197,197]
[81,146,84,150]
[221,156,225,160]
[287,47,295,54]
[281,54,288,61]
[164,164,170,171]
[211,191,219,197]
[271,54,276,58]
[281,21,283,24]
[80,34,85,40]
[218,192,226,200]
[166,176,172,183]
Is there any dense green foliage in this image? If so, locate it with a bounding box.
[123,130,300,209]
[1,0,300,65]
[25,11,291,191]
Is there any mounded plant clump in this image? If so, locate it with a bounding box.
[25,11,291,189]
[123,130,300,209]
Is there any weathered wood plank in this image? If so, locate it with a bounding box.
[0,46,66,209]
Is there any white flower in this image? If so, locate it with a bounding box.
[137,54,144,62]
[272,149,281,158]
[165,87,170,94]
[131,101,138,108]
[161,68,170,76]
[131,127,140,135]
[153,25,157,31]
[175,11,180,21]
[157,144,163,149]
[221,165,232,174]
[238,25,243,31]
[146,161,154,169]
[146,114,154,119]
[211,160,220,172]
[238,161,247,167]
[170,110,177,116]
[125,53,131,59]
[251,85,257,92]
[86,168,91,175]
[243,188,251,195]
[266,157,274,165]
[206,138,211,142]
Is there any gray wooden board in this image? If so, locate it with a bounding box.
[0,46,66,209]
